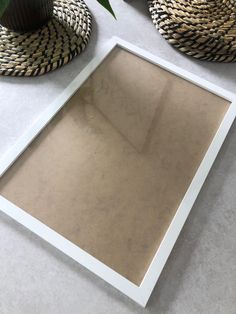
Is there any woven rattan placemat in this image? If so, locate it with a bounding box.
[148,0,236,62]
[0,0,92,76]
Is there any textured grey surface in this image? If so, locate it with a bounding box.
[0,1,236,313]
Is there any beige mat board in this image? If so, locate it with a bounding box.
[0,48,230,285]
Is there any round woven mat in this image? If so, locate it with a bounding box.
[148,0,236,62]
[0,0,92,76]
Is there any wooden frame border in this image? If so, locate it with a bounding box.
[0,37,235,307]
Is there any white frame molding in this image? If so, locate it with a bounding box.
[0,37,236,307]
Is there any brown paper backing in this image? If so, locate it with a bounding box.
[0,48,230,285]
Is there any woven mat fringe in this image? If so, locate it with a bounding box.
[0,0,92,76]
[148,0,236,62]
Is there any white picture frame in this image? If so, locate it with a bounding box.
[0,37,235,307]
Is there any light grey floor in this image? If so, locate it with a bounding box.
[0,1,236,313]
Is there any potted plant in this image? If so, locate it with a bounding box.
[0,0,115,32]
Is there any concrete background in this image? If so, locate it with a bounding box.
[0,1,236,313]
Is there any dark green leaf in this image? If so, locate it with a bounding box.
[0,0,10,18]
[97,0,116,18]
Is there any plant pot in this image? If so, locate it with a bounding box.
[0,0,54,32]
